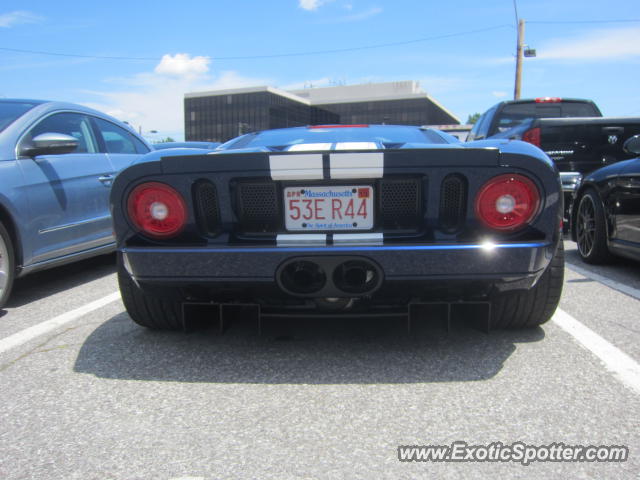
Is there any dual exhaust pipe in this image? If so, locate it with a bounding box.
[277,256,383,298]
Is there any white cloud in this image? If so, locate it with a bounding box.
[334,6,382,22]
[492,91,508,98]
[0,10,42,27]
[154,53,210,78]
[538,26,640,61]
[83,55,270,140]
[299,0,328,11]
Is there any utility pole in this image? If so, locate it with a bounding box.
[514,19,525,100]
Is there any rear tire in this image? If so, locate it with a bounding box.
[0,222,16,309]
[490,241,564,329]
[117,258,183,330]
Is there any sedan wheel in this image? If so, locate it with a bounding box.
[0,222,16,309]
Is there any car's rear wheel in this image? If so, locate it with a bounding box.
[490,241,564,329]
[575,189,612,264]
[117,257,183,330]
[0,222,16,309]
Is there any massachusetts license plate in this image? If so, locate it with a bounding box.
[284,185,374,231]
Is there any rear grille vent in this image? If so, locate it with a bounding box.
[438,174,467,233]
[193,180,221,236]
[379,178,421,230]
[237,181,280,232]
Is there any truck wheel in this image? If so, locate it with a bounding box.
[490,241,564,329]
[117,259,183,330]
[575,189,612,264]
[0,222,16,309]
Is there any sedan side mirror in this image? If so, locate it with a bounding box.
[19,132,79,157]
[623,134,640,155]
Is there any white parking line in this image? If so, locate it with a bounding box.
[0,292,121,355]
[566,262,640,301]
[553,308,640,395]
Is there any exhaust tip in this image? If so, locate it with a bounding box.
[333,260,380,294]
[280,260,326,294]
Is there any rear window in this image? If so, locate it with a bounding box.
[493,102,601,134]
[0,101,39,133]
[220,126,447,150]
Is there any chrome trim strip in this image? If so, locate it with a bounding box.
[38,214,112,234]
[19,242,115,276]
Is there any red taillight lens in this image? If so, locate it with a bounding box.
[475,174,540,231]
[127,182,187,238]
[522,127,541,147]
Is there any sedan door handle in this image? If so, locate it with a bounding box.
[98,175,114,185]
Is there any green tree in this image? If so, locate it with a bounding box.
[466,113,481,125]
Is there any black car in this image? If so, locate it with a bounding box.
[111,125,564,331]
[572,135,640,263]
[153,141,220,150]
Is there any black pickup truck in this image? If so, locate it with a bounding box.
[467,98,640,225]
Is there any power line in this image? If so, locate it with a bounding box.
[1,19,636,63]
[0,24,512,62]
[528,19,640,24]
[0,47,155,61]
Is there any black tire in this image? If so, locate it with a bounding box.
[117,259,183,330]
[575,189,612,264]
[490,241,564,329]
[0,222,16,309]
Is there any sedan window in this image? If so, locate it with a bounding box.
[26,112,98,153]
[0,101,40,133]
[93,118,147,154]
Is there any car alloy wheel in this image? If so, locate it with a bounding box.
[0,222,16,309]
[576,194,596,258]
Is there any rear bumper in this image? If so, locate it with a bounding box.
[122,241,555,290]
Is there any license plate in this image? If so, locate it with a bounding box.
[284,185,374,231]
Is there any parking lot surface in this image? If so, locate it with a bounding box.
[0,240,638,479]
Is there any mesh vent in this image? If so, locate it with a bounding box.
[193,180,220,236]
[237,181,280,231]
[439,174,467,233]
[379,178,421,229]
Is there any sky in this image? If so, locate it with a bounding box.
[1,0,639,141]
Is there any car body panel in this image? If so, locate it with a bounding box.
[571,157,640,261]
[153,141,220,150]
[0,99,151,275]
[111,125,562,313]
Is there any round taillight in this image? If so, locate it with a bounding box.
[474,174,540,231]
[127,182,187,238]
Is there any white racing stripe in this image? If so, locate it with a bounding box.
[553,308,640,395]
[0,292,121,355]
[269,154,323,180]
[567,262,640,301]
[330,152,384,179]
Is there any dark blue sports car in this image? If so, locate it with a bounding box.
[111,125,564,330]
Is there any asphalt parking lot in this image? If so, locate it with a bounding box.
[0,239,638,480]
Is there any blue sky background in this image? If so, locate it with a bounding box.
[1,0,639,141]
